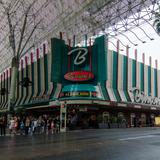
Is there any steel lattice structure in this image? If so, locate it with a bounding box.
[0,0,159,72]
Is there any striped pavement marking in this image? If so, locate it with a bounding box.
[119,135,157,141]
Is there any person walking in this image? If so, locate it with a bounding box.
[0,117,6,136]
[1,117,6,136]
[25,117,30,135]
[9,117,15,135]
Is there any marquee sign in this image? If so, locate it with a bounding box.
[64,71,94,82]
[31,94,50,103]
[130,88,160,106]
[51,36,107,100]
[59,91,99,98]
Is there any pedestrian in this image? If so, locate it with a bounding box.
[20,120,25,135]
[14,117,18,135]
[51,120,55,134]
[9,117,15,135]
[25,117,30,135]
[32,118,38,134]
[1,117,6,136]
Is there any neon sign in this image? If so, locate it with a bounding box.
[59,91,99,98]
[68,48,88,65]
[64,71,94,81]
[31,94,50,103]
[130,88,160,106]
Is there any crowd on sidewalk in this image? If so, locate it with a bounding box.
[0,115,60,136]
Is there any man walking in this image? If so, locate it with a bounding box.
[2,117,6,136]
[0,117,6,136]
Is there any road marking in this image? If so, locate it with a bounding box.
[119,135,156,141]
[97,142,103,145]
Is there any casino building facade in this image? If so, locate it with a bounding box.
[0,35,160,129]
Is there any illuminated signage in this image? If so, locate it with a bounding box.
[130,88,160,106]
[31,95,50,103]
[64,71,94,82]
[59,91,99,98]
[68,48,88,65]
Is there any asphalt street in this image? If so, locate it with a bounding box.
[1,127,160,160]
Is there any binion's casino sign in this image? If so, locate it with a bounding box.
[130,88,160,106]
[59,91,99,98]
[51,36,108,100]
[64,47,94,82]
[60,41,100,99]
[64,71,94,81]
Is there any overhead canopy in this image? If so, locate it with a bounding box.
[0,0,159,72]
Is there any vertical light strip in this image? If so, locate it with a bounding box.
[47,52,52,96]
[158,70,160,97]
[43,43,47,94]
[136,62,140,90]
[33,51,38,99]
[4,70,8,109]
[118,54,127,101]
[107,50,116,101]
[128,58,131,89]
[68,39,71,72]
[39,56,45,96]
[5,71,8,109]
[1,73,4,108]
[112,51,121,101]
[0,74,1,107]
[30,52,35,103]
[123,55,130,102]
[0,74,2,108]
[133,49,137,88]
[128,58,133,102]
[15,66,19,106]
[149,56,152,96]
[148,66,151,96]
[2,72,6,108]
[37,48,41,96]
[140,62,144,92]
[1,72,4,108]
[118,54,122,90]
[155,60,158,97]
[1,74,3,108]
[89,38,92,71]
[107,50,112,88]
[25,61,32,104]
[144,65,148,96]
[19,59,24,106]
[6,69,10,110]
[151,68,154,97]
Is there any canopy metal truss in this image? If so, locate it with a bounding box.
[0,0,159,72]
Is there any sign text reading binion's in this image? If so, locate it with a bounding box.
[130,88,160,106]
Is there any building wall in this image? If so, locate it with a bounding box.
[0,42,52,110]
[0,36,159,111]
